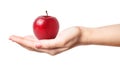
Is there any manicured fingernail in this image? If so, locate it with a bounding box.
[35,43,41,48]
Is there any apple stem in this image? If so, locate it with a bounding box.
[46,10,48,16]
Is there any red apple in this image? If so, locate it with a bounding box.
[33,11,59,40]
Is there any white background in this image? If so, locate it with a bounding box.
[0,0,120,78]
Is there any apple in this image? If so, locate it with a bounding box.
[33,11,59,40]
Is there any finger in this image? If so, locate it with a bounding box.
[35,39,63,49]
[24,35,38,41]
[9,35,36,50]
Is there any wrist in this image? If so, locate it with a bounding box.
[79,26,94,45]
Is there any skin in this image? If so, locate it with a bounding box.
[9,24,120,55]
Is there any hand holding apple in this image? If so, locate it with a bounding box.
[33,11,59,40]
[9,26,82,55]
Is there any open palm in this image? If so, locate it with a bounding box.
[9,26,81,55]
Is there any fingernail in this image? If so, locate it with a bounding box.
[9,37,11,40]
[35,43,41,48]
[9,35,16,42]
[9,35,13,40]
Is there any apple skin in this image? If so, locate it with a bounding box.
[33,15,59,40]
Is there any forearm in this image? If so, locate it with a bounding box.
[80,24,120,46]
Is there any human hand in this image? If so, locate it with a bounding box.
[9,26,81,55]
[9,24,120,55]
